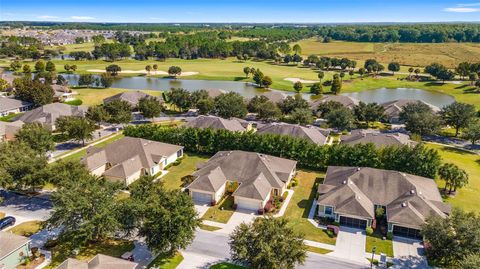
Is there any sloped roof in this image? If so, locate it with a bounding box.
[16,103,87,126]
[0,120,24,137]
[310,95,359,110]
[317,166,449,229]
[103,91,158,107]
[0,97,32,113]
[340,130,415,147]
[0,231,30,259]
[56,254,137,269]
[257,122,329,145]
[188,150,297,201]
[81,137,183,179]
[185,115,246,132]
[381,99,440,121]
[206,89,227,98]
[260,91,288,104]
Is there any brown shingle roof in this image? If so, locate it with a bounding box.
[260,91,288,104]
[185,115,246,132]
[257,123,329,145]
[56,254,137,269]
[310,95,359,111]
[340,130,415,147]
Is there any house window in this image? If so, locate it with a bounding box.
[177,150,183,158]
[274,189,279,196]
[324,206,333,215]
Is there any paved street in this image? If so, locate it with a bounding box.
[0,190,52,223]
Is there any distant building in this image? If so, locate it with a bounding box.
[310,95,359,111]
[257,122,330,145]
[260,91,288,104]
[0,97,33,117]
[0,120,24,141]
[185,115,247,132]
[340,129,415,147]
[0,231,31,269]
[51,85,75,102]
[16,103,87,131]
[56,254,138,269]
[381,99,440,123]
[103,91,160,108]
[205,89,227,99]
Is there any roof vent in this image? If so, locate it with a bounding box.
[410,189,416,194]
[419,191,422,195]
[401,173,406,176]
[342,180,347,184]
[401,202,407,207]
[356,167,361,171]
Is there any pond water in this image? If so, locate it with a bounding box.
[341,87,455,108]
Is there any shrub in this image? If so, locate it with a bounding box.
[258,208,264,215]
[375,207,385,218]
[326,229,334,238]
[264,201,274,213]
[366,227,374,236]
[386,232,394,240]
[211,200,216,206]
[64,99,83,106]
[327,224,339,235]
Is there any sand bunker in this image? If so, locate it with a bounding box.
[87,69,198,76]
[284,77,318,84]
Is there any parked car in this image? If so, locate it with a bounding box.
[0,216,16,230]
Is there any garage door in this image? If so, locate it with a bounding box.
[339,216,367,229]
[393,225,422,239]
[192,191,212,204]
[236,198,261,211]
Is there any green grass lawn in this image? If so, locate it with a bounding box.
[282,170,337,245]
[0,113,22,122]
[426,143,480,213]
[7,221,43,237]
[306,245,333,254]
[202,196,235,224]
[147,252,184,269]
[160,153,209,190]
[198,223,222,231]
[365,232,393,257]
[60,133,124,162]
[210,262,247,269]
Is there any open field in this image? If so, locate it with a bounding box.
[297,38,480,68]
[426,143,480,213]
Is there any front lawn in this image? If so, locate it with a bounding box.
[202,196,235,224]
[160,153,210,190]
[306,245,333,254]
[60,133,124,162]
[365,232,393,257]
[147,252,184,269]
[199,223,222,231]
[210,262,247,269]
[0,113,22,122]
[426,143,480,213]
[282,170,337,245]
[7,221,43,237]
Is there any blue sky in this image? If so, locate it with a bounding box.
[1,0,480,23]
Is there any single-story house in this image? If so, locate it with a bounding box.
[16,103,87,131]
[340,129,415,147]
[317,166,450,239]
[103,91,160,108]
[51,85,76,102]
[81,137,184,186]
[206,89,227,99]
[0,231,31,269]
[56,254,138,269]
[310,95,359,111]
[0,120,24,141]
[260,91,288,104]
[0,97,33,117]
[187,150,297,212]
[185,115,247,132]
[257,122,330,145]
[381,99,440,123]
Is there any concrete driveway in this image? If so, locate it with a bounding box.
[329,227,367,264]
[218,209,257,234]
[0,190,52,224]
[194,204,210,219]
[392,237,429,269]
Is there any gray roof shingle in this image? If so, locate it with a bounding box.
[16,103,86,126]
[310,95,359,111]
[340,130,415,147]
[0,231,30,259]
[185,115,246,132]
[0,97,32,113]
[103,91,159,107]
[257,123,329,145]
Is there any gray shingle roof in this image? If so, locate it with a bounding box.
[340,130,415,147]
[0,231,30,259]
[310,95,359,111]
[185,115,246,132]
[16,103,87,126]
[56,254,138,269]
[0,97,32,113]
[206,89,227,98]
[188,150,297,201]
[318,166,449,229]
[82,137,183,179]
[381,99,440,122]
[0,120,24,138]
[260,91,288,104]
[103,91,159,107]
[257,123,329,145]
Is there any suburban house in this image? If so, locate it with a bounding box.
[317,166,450,238]
[260,91,288,104]
[56,254,138,269]
[340,129,415,147]
[103,91,159,108]
[206,89,227,98]
[51,85,75,102]
[185,115,248,132]
[0,97,33,117]
[257,122,330,145]
[0,120,24,141]
[187,150,297,212]
[0,231,31,269]
[16,103,87,131]
[0,73,16,92]
[81,137,184,186]
[310,95,359,111]
[381,99,440,123]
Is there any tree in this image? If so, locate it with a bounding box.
[248,95,269,113]
[197,97,214,115]
[168,88,191,112]
[438,163,469,194]
[145,65,152,74]
[252,69,264,86]
[310,83,322,95]
[23,64,31,74]
[477,80,480,91]
[257,101,281,122]
[15,123,55,154]
[354,102,385,127]
[46,61,56,72]
[289,108,313,125]
[278,94,309,115]
[10,60,21,71]
[70,65,77,72]
[330,76,342,95]
[317,71,324,82]
[358,67,366,78]
[214,92,248,119]
[56,116,96,146]
[106,64,122,76]
[153,64,158,73]
[456,62,471,79]
[469,73,478,86]
[168,66,182,78]
[463,119,480,145]
[261,76,272,88]
[425,63,455,82]
[56,75,67,85]
[92,35,106,45]
[100,73,114,88]
[388,62,400,75]
[78,74,95,86]
[34,60,45,72]
[138,96,163,121]
[46,175,121,245]
[292,44,302,55]
[293,81,303,93]
[441,102,477,137]
[14,77,54,107]
[339,72,345,81]
[243,67,251,78]
[408,67,414,77]
[229,217,307,269]
[400,102,442,136]
[104,99,133,125]
[0,78,9,91]
[460,254,480,269]
[325,107,355,131]
[86,105,110,125]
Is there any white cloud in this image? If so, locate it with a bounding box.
[444,7,480,12]
[37,15,58,19]
[71,16,95,20]
[458,2,480,7]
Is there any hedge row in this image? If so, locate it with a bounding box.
[124,125,442,178]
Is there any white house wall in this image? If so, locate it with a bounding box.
[91,164,107,177]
